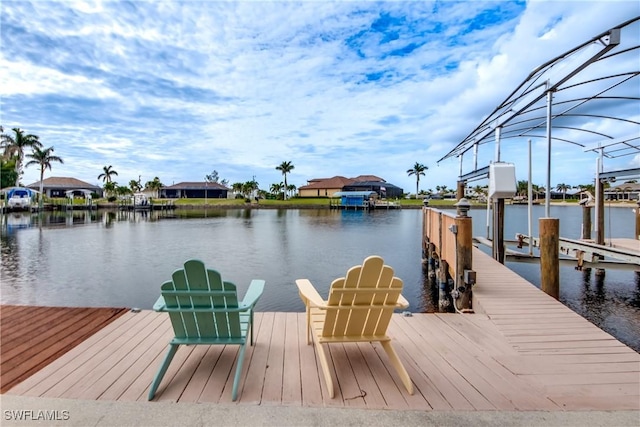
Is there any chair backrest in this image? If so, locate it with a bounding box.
[323,256,403,338]
[161,259,242,340]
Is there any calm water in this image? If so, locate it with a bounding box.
[1,206,638,351]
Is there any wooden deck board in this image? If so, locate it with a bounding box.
[2,248,638,411]
[4,309,638,410]
[0,305,127,393]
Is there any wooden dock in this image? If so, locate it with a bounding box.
[0,305,128,393]
[2,250,639,411]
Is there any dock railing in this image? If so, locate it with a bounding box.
[422,204,475,312]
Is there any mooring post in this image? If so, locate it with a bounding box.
[454,198,474,312]
[540,218,560,299]
[596,178,605,245]
[438,259,452,312]
[582,205,592,240]
[456,180,465,201]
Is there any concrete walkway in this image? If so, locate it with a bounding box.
[2,395,639,427]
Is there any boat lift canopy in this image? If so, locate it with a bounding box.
[438,16,640,199]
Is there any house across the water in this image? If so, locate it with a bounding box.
[160,182,232,199]
[27,177,103,198]
[298,175,403,199]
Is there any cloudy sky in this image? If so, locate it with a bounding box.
[1,1,638,193]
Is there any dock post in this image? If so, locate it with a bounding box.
[454,199,473,311]
[540,218,560,299]
[582,205,592,240]
[456,180,465,200]
[438,259,452,312]
[596,178,605,245]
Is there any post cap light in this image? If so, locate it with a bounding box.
[455,198,471,217]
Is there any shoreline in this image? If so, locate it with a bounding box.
[2,200,636,214]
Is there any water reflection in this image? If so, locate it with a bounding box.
[0,209,183,231]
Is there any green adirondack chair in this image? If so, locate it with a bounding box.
[148,259,264,401]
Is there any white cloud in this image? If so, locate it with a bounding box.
[1,1,637,193]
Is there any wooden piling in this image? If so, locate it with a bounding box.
[438,259,451,312]
[456,180,465,200]
[596,179,605,245]
[582,205,591,240]
[540,218,560,299]
[455,215,473,311]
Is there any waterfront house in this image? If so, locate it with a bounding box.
[27,177,103,198]
[298,176,354,198]
[605,182,640,201]
[160,182,231,199]
[298,175,403,198]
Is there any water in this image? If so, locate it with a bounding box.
[1,206,638,351]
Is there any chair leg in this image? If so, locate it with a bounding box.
[148,344,179,400]
[249,311,254,346]
[306,305,311,345]
[231,344,247,401]
[315,342,335,398]
[381,341,414,395]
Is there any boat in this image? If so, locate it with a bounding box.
[2,187,36,211]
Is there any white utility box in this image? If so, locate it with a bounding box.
[488,162,516,199]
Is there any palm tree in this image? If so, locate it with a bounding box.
[1,128,42,186]
[406,163,427,197]
[103,181,117,199]
[287,183,297,198]
[231,182,243,198]
[24,146,63,208]
[555,183,571,201]
[98,165,118,184]
[116,185,131,198]
[270,182,284,199]
[276,161,294,199]
[472,185,487,200]
[517,180,529,197]
[129,179,142,193]
[242,179,259,199]
[145,177,164,198]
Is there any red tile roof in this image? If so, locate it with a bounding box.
[299,175,385,190]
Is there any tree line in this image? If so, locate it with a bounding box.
[7,126,628,202]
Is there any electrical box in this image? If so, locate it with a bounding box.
[488,162,516,199]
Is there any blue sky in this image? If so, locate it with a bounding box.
[1,1,638,193]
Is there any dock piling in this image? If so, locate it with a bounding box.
[540,218,560,299]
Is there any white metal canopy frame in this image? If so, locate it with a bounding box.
[439,16,640,216]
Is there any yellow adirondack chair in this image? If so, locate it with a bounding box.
[295,255,414,398]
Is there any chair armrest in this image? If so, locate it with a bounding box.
[241,279,265,308]
[295,279,326,308]
[153,296,167,312]
[396,294,410,310]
